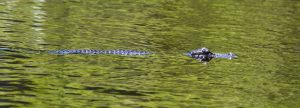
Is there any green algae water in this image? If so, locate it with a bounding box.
[0,0,299,107]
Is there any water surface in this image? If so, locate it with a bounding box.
[0,0,299,107]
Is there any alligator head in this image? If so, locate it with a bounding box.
[186,47,237,63]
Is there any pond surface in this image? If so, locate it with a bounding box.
[0,0,299,107]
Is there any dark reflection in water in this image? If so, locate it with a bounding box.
[0,99,30,105]
[85,86,156,96]
[0,0,299,107]
[0,18,26,23]
[6,54,31,59]
[0,80,34,91]
[0,66,24,70]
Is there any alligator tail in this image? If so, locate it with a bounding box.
[48,50,152,55]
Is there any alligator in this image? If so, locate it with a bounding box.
[48,47,237,62]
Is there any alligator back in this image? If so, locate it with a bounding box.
[48,50,152,55]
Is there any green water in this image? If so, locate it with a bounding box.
[0,0,299,107]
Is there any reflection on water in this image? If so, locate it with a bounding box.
[0,0,299,107]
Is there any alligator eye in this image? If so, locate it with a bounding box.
[199,55,205,59]
[200,48,209,52]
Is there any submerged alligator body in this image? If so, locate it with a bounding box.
[49,47,237,62]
